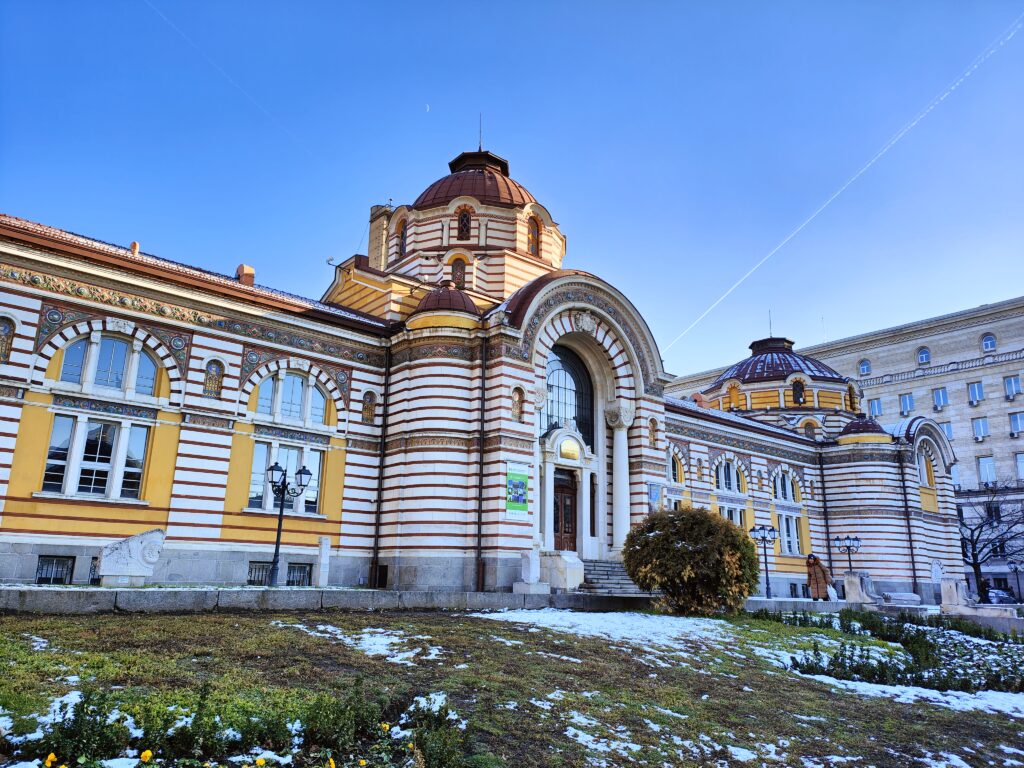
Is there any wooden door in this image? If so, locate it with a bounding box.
[554,470,577,551]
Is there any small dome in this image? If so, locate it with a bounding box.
[705,337,847,392]
[413,280,480,316]
[839,414,888,437]
[412,151,536,210]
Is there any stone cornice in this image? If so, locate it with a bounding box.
[854,348,1024,388]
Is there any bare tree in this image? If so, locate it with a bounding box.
[958,481,1024,604]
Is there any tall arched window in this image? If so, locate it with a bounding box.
[134,352,158,396]
[398,221,408,258]
[648,418,658,448]
[791,379,806,405]
[773,470,795,501]
[0,317,14,363]
[540,345,594,447]
[802,422,817,440]
[203,360,224,398]
[982,333,997,353]
[361,391,377,424]
[451,258,467,290]
[527,217,540,256]
[917,450,935,487]
[58,333,159,396]
[511,387,525,423]
[715,460,743,493]
[254,372,330,425]
[859,359,871,376]
[847,384,859,412]
[917,347,931,365]
[669,451,683,484]
[457,210,472,240]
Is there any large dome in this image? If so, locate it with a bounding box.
[412,150,536,210]
[705,337,847,392]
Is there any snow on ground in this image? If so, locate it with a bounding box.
[271,621,444,665]
[472,609,1024,719]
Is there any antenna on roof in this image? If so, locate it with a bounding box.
[768,309,773,337]
[478,113,483,151]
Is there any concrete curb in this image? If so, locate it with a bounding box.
[0,587,654,615]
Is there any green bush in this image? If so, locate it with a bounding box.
[623,506,759,615]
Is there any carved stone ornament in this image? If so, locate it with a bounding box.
[604,400,636,429]
[98,528,166,586]
[533,384,548,407]
[106,318,134,335]
[574,310,597,336]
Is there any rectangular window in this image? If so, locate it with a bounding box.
[973,418,990,439]
[932,388,948,408]
[280,374,305,420]
[1005,376,1023,398]
[248,441,270,509]
[119,425,150,500]
[978,456,996,484]
[286,563,313,587]
[247,561,272,586]
[42,415,75,493]
[77,421,118,495]
[900,393,914,413]
[986,502,1001,523]
[304,449,323,514]
[35,555,75,585]
[951,464,961,487]
[940,422,953,440]
[1010,413,1024,434]
[868,398,882,417]
[720,506,743,527]
[968,381,985,402]
[1017,453,1024,481]
[779,513,802,556]
[94,338,128,389]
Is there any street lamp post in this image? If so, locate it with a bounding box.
[1009,562,1022,602]
[750,524,778,600]
[266,461,312,587]
[833,535,862,573]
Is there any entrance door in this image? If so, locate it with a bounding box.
[554,469,577,551]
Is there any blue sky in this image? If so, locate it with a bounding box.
[1,1,1022,375]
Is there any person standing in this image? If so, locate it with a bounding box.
[806,553,833,601]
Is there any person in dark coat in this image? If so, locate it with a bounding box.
[806,553,833,601]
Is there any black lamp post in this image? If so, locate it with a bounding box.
[750,524,778,599]
[267,461,312,587]
[833,535,862,573]
[1009,562,1022,602]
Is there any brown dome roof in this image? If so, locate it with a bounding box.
[413,280,480,316]
[705,337,847,393]
[839,414,888,437]
[412,151,536,210]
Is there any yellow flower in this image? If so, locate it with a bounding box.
[256,760,266,767]
[381,722,390,732]
[140,750,153,764]
[327,760,335,768]
[45,754,57,768]
[407,742,414,750]
[359,761,367,767]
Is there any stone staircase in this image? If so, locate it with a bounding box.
[577,559,655,596]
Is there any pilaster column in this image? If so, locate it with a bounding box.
[579,468,591,549]
[543,461,555,550]
[606,400,635,551]
[123,340,143,397]
[81,331,102,393]
[272,370,285,421]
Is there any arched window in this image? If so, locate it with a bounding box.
[715,460,743,493]
[280,373,305,419]
[361,391,377,424]
[982,333,997,353]
[310,386,327,424]
[254,371,330,425]
[203,360,224,398]
[398,221,408,259]
[527,217,540,256]
[726,383,742,409]
[917,347,931,365]
[669,451,683,485]
[58,334,160,396]
[858,359,871,376]
[451,258,467,290]
[792,379,806,405]
[773,470,796,501]
[648,418,658,448]
[803,422,817,440]
[135,352,158,397]
[540,345,594,448]
[0,317,14,363]
[917,450,935,487]
[847,384,859,412]
[511,387,525,423]
[457,210,471,240]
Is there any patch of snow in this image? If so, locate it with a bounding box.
[24,635,49,651]
[529,698,554,711]
[272,621,441,666]
[100,759,141,768]
[727,745,758,762]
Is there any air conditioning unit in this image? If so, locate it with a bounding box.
[974,435,986,443]
[1007,393,1018,402]
[953,484,962,491]
[900,409,911,417]
[1011,431,1020,439]
[933,404,944,412]
[969,399,980,407]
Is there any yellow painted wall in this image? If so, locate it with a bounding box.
[919,486,938,513]
[817,391,844,409]
[749,391,778,409]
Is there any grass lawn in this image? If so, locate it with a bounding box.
[1,608,1022,767]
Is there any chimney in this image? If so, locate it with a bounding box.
[129,241,140,257]
[235,263,255,286]
[366,204,392,272]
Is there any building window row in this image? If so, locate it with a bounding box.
[861,334,1000,377]
[866,376,1022,417]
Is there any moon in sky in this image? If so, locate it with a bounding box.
[425,104,430,112]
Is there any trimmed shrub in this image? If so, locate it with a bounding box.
[623,506,759,615]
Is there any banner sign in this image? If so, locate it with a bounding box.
[505,462,530,519]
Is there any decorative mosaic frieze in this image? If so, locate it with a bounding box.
[345,437,379,452]
[1,260,384,368]
[392,338,479,365]
[482,434,534,451]
[385,435,478,452]
[0,384,25,399]
[254,423,331,446]
[184,413,234,430]
[52,394,158,421]
[667,422,816,466]
[820,449,899,466]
